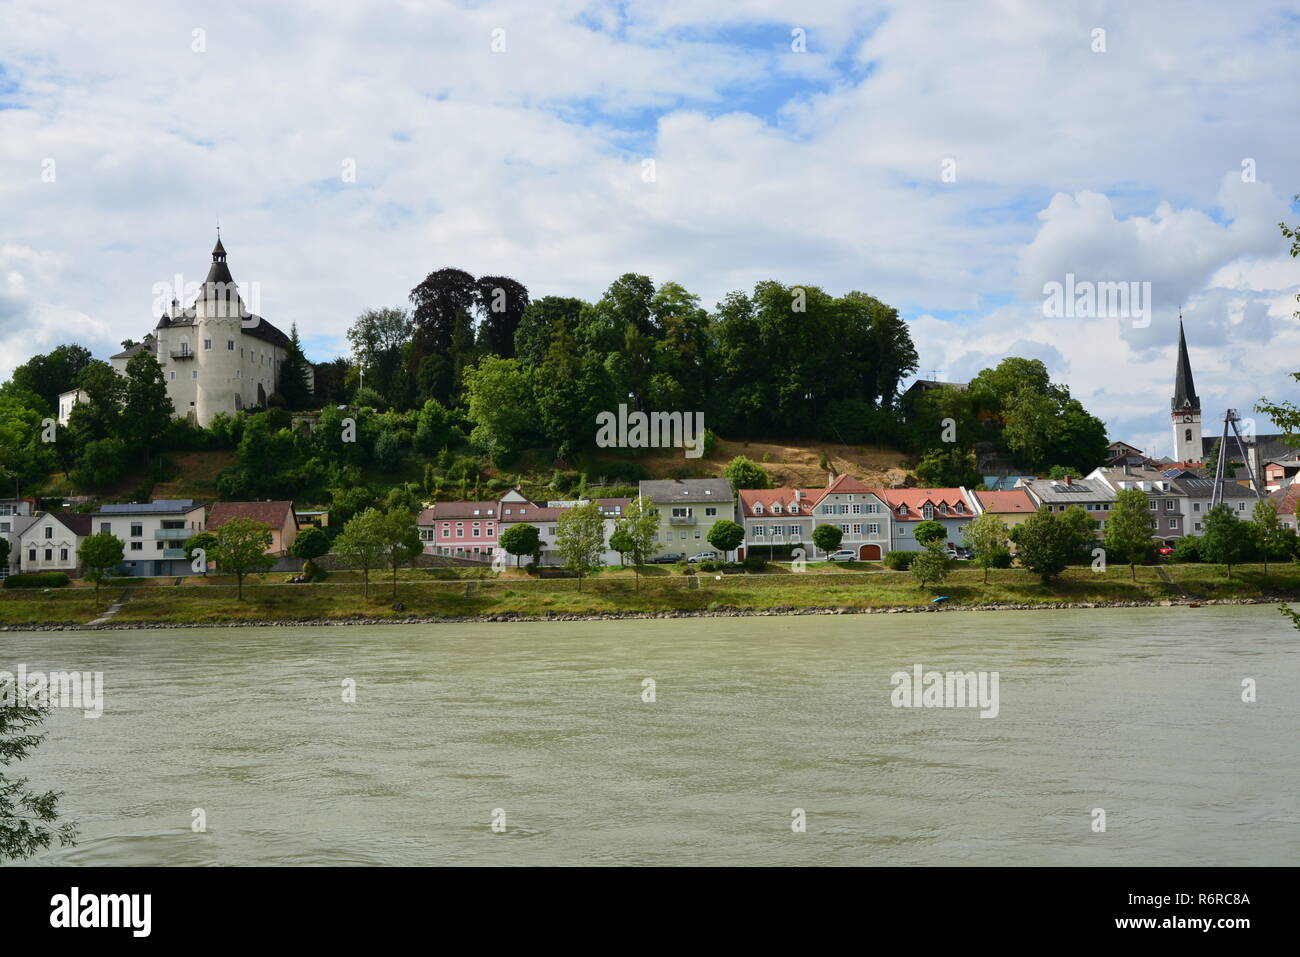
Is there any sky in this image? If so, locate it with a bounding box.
[1,0,1298,457]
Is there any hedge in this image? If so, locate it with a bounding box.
[3,572,71,588]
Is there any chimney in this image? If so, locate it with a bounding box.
[828,472,834,487]
[1063,474,1071,485]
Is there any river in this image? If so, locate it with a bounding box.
[3,605,1297,866]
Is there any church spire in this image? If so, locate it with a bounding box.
[205,230,234,286]
[1171,316,1199,412]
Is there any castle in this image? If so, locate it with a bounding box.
[106,236,307,426]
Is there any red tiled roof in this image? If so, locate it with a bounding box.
[973,489,1036,514]
[881,488,970,521]
[1268,485,1300,515]
[737,488,819,517]
[208,501,296,530]
[821,473,871,496]
[421,501,499,522]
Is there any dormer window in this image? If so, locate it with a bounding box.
[753,503,763,514]
[772,504,782,513]
[922,505,934,519]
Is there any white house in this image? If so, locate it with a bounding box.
[90,500,208,577]
[0,499,38,575]
[18,511,93,576]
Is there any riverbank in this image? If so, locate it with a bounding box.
[0,596,1285,630]
[2,563,1296,629]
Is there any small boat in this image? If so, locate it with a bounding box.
[931,596,950,604]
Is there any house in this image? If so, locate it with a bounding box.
[881,487,975,552]
[1104,441,1159,469]
[1020,476,1114,536]
[639,479,736,558]
[968,488,1037,528]
[418,500,500,560]
[739,487,821,560]
[92,499,208,576]
[1267,485,1300,532]
[295,509,329,528]
[807,474,892,560]
[1166,473,1261,535]
[18,511,93,576]
[0,499,37,575]
[1263,457,1300,492]
[1085,467,1187,544]
[57,389,87,426]
[208,501,299,557]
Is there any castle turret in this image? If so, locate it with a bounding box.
[1171,318,1202,462]
[194,233,244,424]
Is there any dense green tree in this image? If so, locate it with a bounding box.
[963,511,1010,584]
[121,351,173,454]
[499,523,541,567]
[1200,504,1253,578]
[212,518,275,599]
[914,447,980,488]
[812,523,843,556]
[1013,505,1075,582]
[8,344,92,414]
[462,356,536,460]
[912,520,947,549]
[78,531,125,606]
[722,456,769,491]
[910,548,950,590]
[611,496,659,589]
[707,519,745,557]
[381,509,423,600]
[554,501,606,590]
[277,323,315,411]
[1251,498,1294,576]
[476,276,530,358]
[290,525,330,562]
[69,437,128,491]
[334,508,388,598]
[1103,488,1156,580]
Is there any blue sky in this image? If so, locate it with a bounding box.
[1,0,1299,457]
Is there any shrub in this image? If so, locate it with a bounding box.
[883,551,915,570]
[302,559,327,582]
[699,559,721,572]
[1173,535,1202,563]
[4,572,70,588]
[743,554,767,571]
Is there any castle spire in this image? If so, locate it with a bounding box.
[1171,315,1199,412]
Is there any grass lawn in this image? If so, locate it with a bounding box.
[3,562,1298,627]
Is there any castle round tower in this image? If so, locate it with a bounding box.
[194,235,244,424]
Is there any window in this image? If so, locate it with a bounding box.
[131,524,143,537]
[922,506,934,519]
[679,531,687,541]
[130,541,142,551]
[227,340,235,350]
[28,549,35,561]
[868,523,879,535]
[705,507,717,517]
[1169,518,1179,530]
[851,504,862,514]
[486,524,495,535]
[236,370,241,378]
[1148,500,1156,510]
[204,338,212,350]
[1238,502,1246,511]
[852,524,863,535]
[754,525,766,537]
[839,524,849,533]
[169,371,175,380]
[44,526,52,539]
[1194,523,1202,532]
[694,530,701,539]
[192,370,198,379]
[1184,428,1192,442]
[753,504,764,514]
[157,541,164,550]
[60,548,68,561]
[772,504,782,514]
[472,524,480,538]
[44,548,52,561]
[1165,499,1176,510]
[1194,502,1201,512]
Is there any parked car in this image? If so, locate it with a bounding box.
[687,552,719,562]
[827,549,858,562]
[1157,546,1174,557]
[953,546,973,560]
[650,553,685,564]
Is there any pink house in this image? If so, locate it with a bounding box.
[417,501,499,559]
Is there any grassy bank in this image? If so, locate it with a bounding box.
[2,563,1299,627]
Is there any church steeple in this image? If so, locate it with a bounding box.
[1171,317,1199,412]
[205,230,234,286]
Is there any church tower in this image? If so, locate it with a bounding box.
[1171,319,1202,462]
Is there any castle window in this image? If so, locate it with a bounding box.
[228,340,235,350]
[1184,429,1191,442]
[192,371,198,379]
[204,338,212,350]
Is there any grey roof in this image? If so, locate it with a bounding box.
[1172,320,1199,411]
[95,499,203,515]
[111,339,156,361]
[1022,477,1115,503]
[1169,476,1258,498]
[639,478,734,504]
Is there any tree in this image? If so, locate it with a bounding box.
[912,519,947,550]
[1251,498,1293,576]
[707,519,745,558]
[183,531,218,575]
[277,323,314,411]
[608,529,634,567]
[382,509,423,600]
[1014,505,1072,582]
[500,523,541,568]
[962,511,1009,584]
[7,343,92,414]
[914,448,980,488]
[212,518,275,599]
[554,501,606,590]
[722,456,769,491]
[290,525,331,563]
[476,276,531,358]
[78,532,124,606]
[812,523,843,557]
[1102,488,1156,580]
[611,495,660,590]
[1199,504,1252,578]
[120,351,174,455]
[462,356,536,460]
[334,508,389,598]
[910,548,950,590]
[1058,505,1100,565]
[69,437,128,491]
[346,307,413,408]
[0,677,78,862]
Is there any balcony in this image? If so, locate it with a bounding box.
[169,350,195,360]
[154,528,192,541]
[162,548,187,560]
[668,515,697,525]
